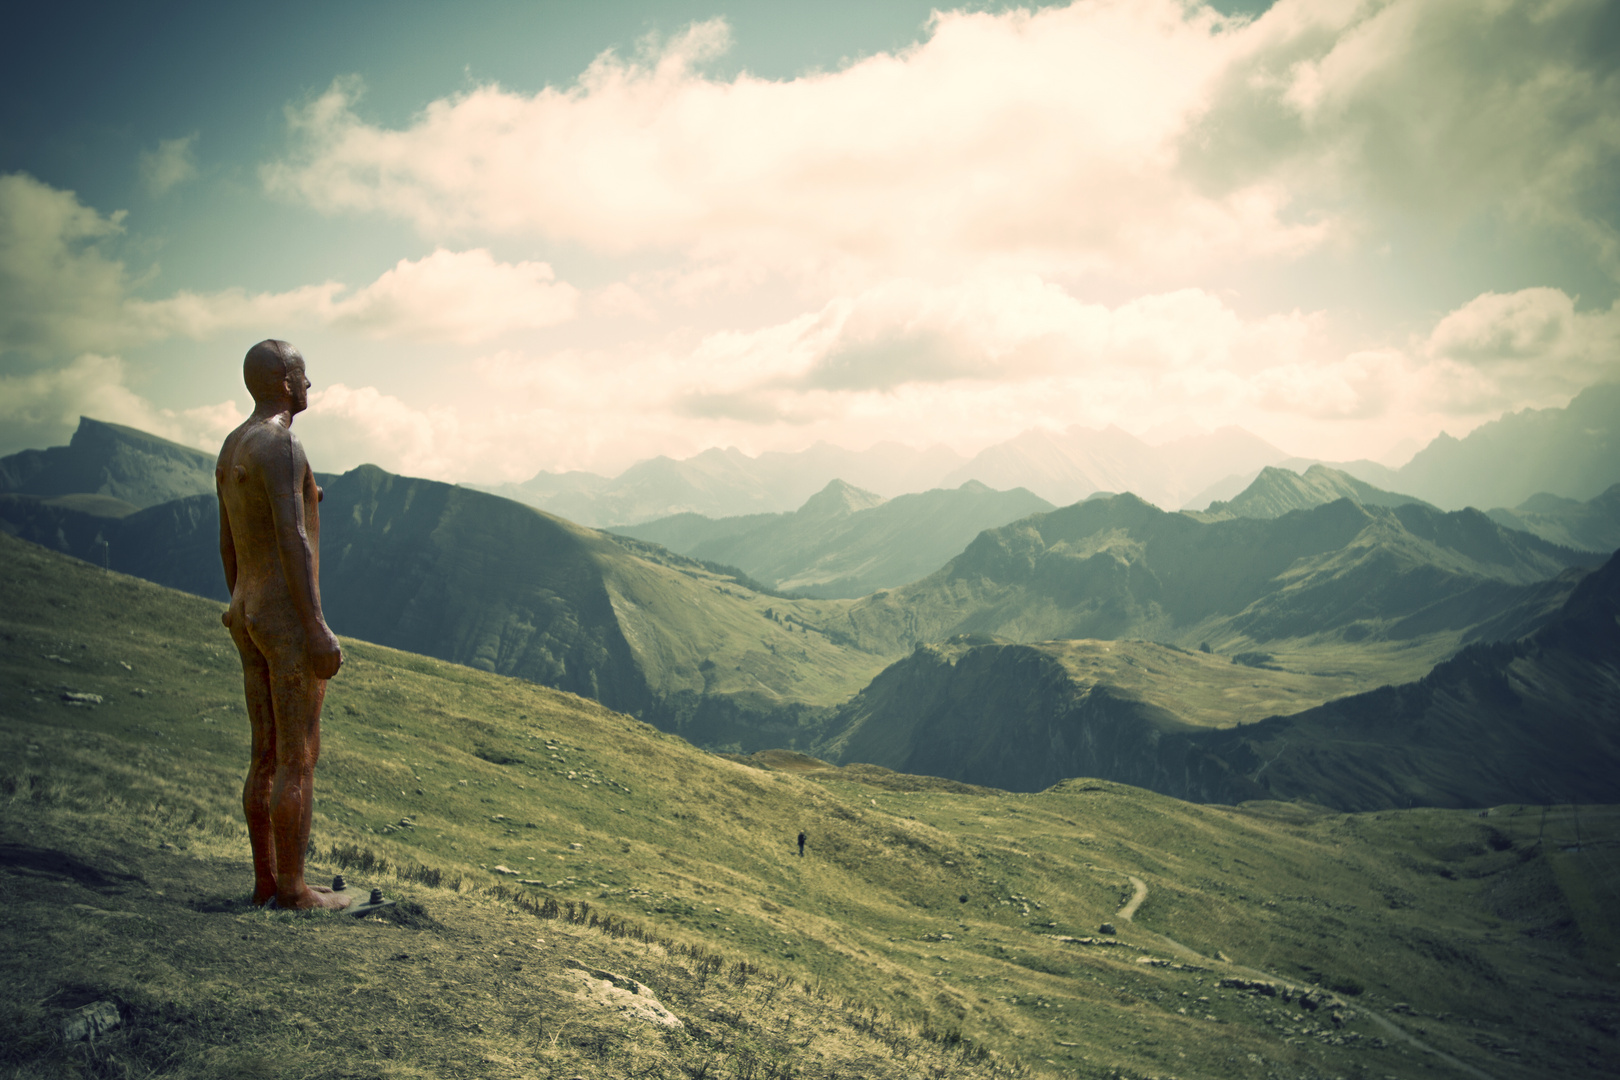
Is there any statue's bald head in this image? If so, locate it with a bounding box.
[243,339,306,408]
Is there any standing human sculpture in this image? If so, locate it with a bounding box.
[217,339,350,910]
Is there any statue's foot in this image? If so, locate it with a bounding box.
[275,884,354,911]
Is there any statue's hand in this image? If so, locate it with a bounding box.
[310,624,344,680]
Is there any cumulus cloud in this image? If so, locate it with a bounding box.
[261,4,1321,283]
[0,173,581,360]
[260,0,1620,287]
[0,173,129,358]
[1420,287,1620,413]
[1188,0,1620,259]
[138,135,199,196]
[255,278,1617,482]
[328,248,578,342]
[0,352,241,455]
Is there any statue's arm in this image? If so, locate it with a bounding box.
[217,473,238,595]
[264,431,343,678]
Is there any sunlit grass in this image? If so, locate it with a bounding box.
[4,532,1618,1079]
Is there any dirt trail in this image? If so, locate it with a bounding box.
[1111,872,1498,1080]
[1115,875,1147,921]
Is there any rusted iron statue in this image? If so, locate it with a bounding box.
[217,340,350,910]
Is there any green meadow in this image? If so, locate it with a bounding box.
[4,532,1617,1079]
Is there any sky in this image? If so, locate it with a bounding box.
[3,0,1618,482]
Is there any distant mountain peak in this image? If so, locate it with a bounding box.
[1197,463,1432,520]
[0,415,216,509]
[797,478,886,518]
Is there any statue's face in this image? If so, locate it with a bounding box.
[285,356,311,414]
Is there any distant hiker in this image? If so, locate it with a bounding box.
[797,831,807,857]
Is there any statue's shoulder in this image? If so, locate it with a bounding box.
[225,418,304,473]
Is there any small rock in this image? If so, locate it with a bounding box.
[1099,923,1116,935]
[568,842,583,851]
[60,691,103,706]
[62,1001,120,1043]
[493,865,518,875]
[563,959,682,1029]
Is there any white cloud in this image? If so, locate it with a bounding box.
[0,352,240,455]
[138,135,199,196]
[261,4,1319,284]
[1420,287,1620,413]
[1190,0,1620,261]
[328,248,579,342]
[0,174,581,360]
[0,173,129,358]
[261,0,1620,288]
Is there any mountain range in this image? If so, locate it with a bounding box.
[839,491,1603,666]
[1198,382,1620,513]
[612,479,1054,598]
[480,424,1293,523]
[4,414,1615,812]
[818,545,1620,810]
[474,382,1620,522]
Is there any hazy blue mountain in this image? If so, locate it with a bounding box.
[469,468,612,516]
[1188,464,1434,520]
[1484,483,1620,553]
[476,440,966,526]
[943,424,1289,510]
[0,417,215,509]
[820,547,1620,810]
[842,493,1605,656]
[614,479,1055,598]
[1361,382,1620,510]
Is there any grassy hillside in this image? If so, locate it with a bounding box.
[616,480,1055,599]
[5,532,1619,1079]
[843,493,1604,685]
[0,465,900,750]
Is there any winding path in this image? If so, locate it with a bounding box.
[1115,875,1147,921]
[1105,872,1498,1080]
